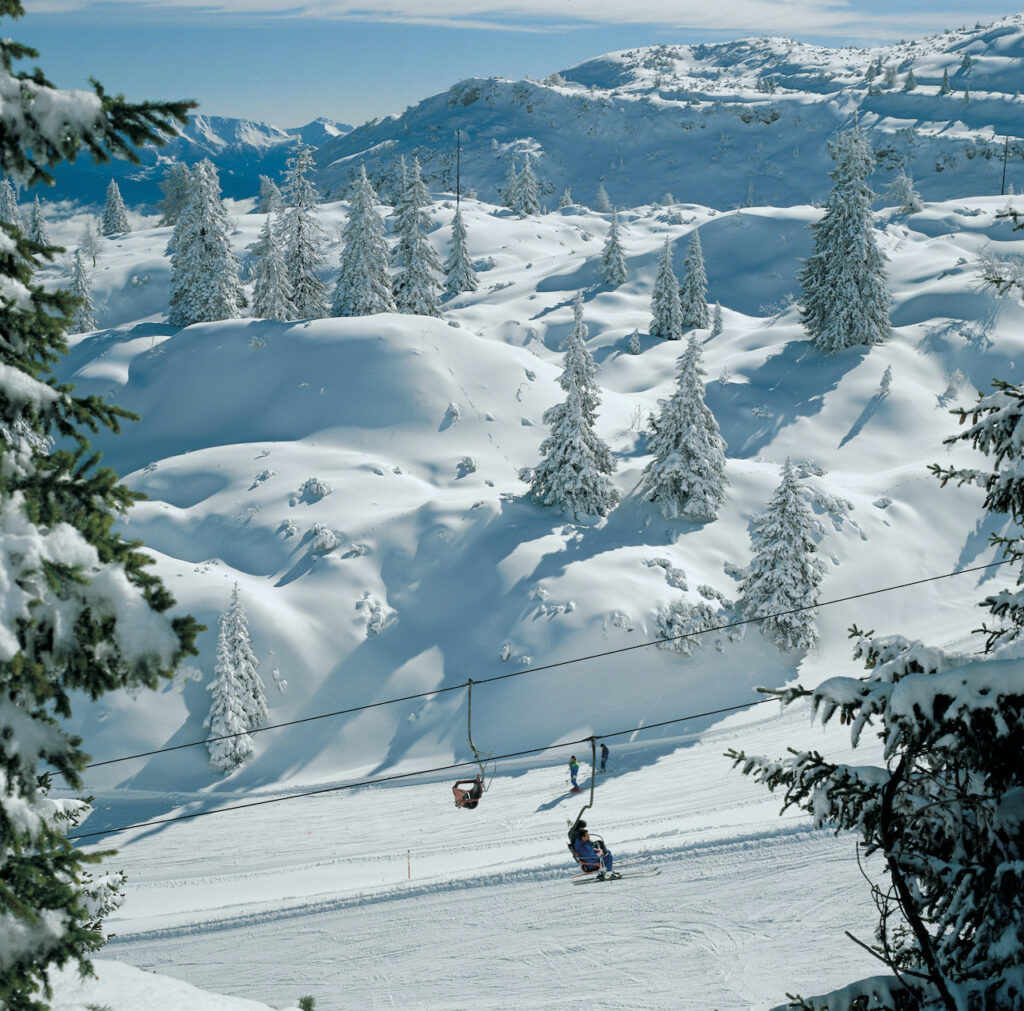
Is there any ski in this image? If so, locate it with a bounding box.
[572,867,661,885]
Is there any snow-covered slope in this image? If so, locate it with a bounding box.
[46,115,352,208]
[316,15,1024,209]
[32,20,1024,1005]
[41,188,1024,802]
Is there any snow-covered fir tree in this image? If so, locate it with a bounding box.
[501,161,518,210]
[283,143,329,320]
[157,163,191,226]
[887,168,923,214]
[68,250,97,333]
[558,187,574,208]
[939,67,953,94]
[732,389,1024,1010]
[27,195,49,245]
[443,207,478,299]
[798,125,890,353]
[204,616,255,773]
[510,153,541,216]
[0,9,196,1003]
[628,329,641,355]
[394,226,441,316]
[642,333,728,521]
[600,211,628,287]
[392,157,436,268]
[650,238,684,340]
[392,158,441,315]
[879,363,893,396]
[251,213,296,321]
[222,583,269,728]
[738,459,825,651]
[594,183,612,212]
[529,291,618,521]
[257,173,284,214]
[332,165,395,316]
[77,217,102,267]
[903,67,917,90]
[679,229,710,329]
[0,176,20,227]
[167,158,244,328]
[710,300,723,338]
[100,179,129,235]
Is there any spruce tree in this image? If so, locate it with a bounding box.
[530,292,618,521]
[77,217,102,267]
[0,7,196,1004]
[710,300,723,338]
[798,125,890,353]
[939,67,952,95]
[501,161,518,210]
[392,156,437,269]
[443,207,478,299]
[738,459,825,650]
[650,238,684,340]
[222,583,268,728]
[257,173,283,214]
[731,392,1024,1010]
[642,333,727,520]
[0,176,19,227]
[332,165,395,317]
[101,179,129,235]
[167,158,244,328]
[511,153,541,216]
[558,187,574,208]
[251,213,296,321]
[595,183,612,212]
[887,168,923,213]
[679,229,710,329]
[27,195,49,245]
[68,249,97,333]
[392,157,441,315]
[283,144,328,320]
[204,615,255,773]
[600,211,628,287]
[157,163,191,226]
[903,67,917,91]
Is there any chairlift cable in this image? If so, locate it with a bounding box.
[67,697,775,841]
[80,560,1007,771]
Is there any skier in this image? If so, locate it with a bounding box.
[568,755,580,792]
[600,743,609,773]
[572,827,620,879]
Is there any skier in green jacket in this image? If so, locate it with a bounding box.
[569,755,580,792]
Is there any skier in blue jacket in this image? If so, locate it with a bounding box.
[572,827,620,879]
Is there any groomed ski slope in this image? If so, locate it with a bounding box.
[85,701,884,1010]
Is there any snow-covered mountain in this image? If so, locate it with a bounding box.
[34,15,1024,1008]
[315,15,1024,208]
[46,114,352,208]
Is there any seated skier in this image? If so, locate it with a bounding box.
[572,827,620,879]
[452,776,483,809]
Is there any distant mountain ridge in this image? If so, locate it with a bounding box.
[44,114,352,208]
[314,14,1023,209]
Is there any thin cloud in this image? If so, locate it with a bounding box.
[28,0,1004,40]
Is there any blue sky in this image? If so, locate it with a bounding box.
[14,1,1001,129]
